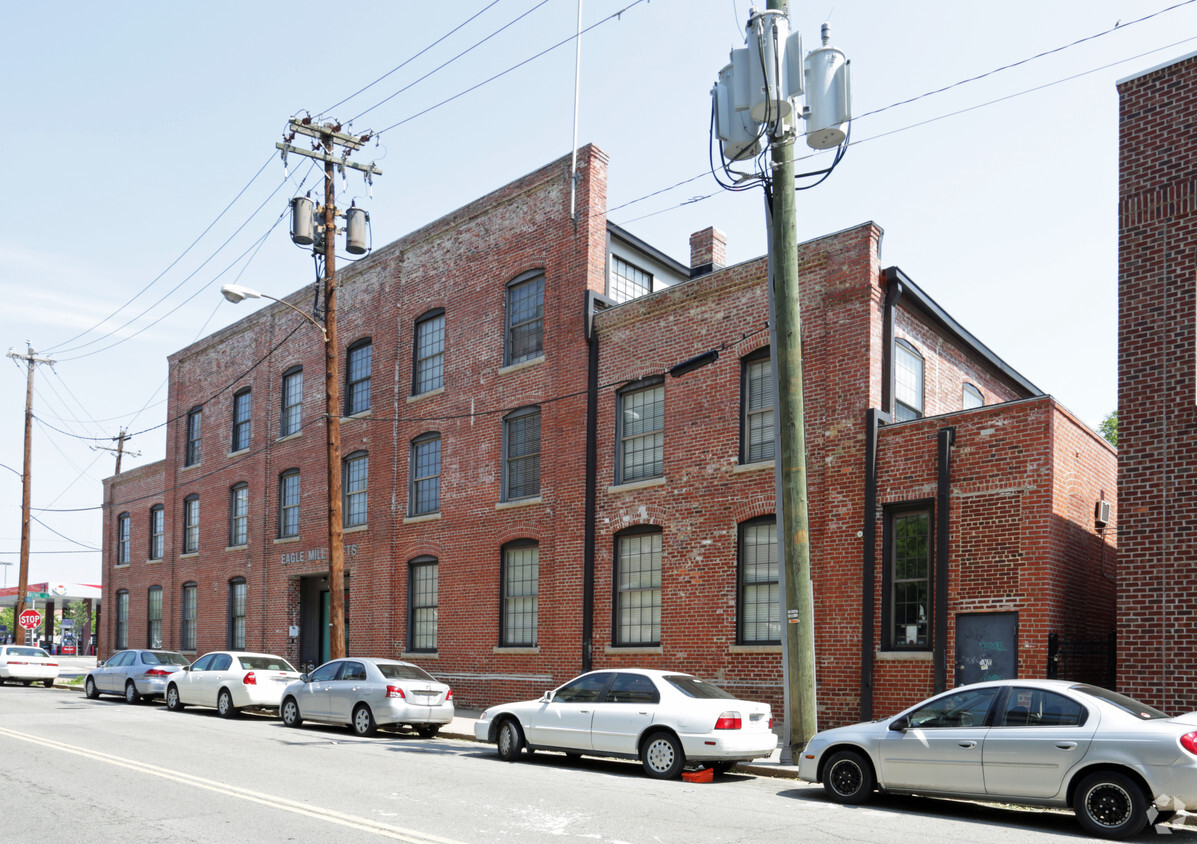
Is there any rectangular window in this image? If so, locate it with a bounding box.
[116,513,131,565]
[231,389,251,452]
[228,579,246,650]
[147,587,162,649]
[894,341,924,422]
[503,408,541,500]
[414,312,445,394]
[619,382,664,483]
[502,544,539,646]
[343,453,368,527]
[279,472,300,538]
[609,255,652,303]
[410,436,441,516]
[182,496,199,554]
[505,273,544,365]
[181,583,197,651]
[229,484,248,547]
[887,509,932,649]
[185,407,202,466]
[346,341,372,415]
[149,506,164,560]
[738,518,780,644]
[115,591,129,650]
[743,353,775,463]
[280,368,302,437]
[409,560,438,652]
[615,530,662,646]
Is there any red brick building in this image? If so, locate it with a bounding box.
[1117,51,1197,714]
[102,143,1116,727]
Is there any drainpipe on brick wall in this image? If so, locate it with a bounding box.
[934,427,955,693]
[860,408,883,720]
[881,272,904,417]
[582,292,602,673]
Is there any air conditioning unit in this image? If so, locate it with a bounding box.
[1094,499,1112,528]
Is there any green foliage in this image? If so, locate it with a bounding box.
[1099,411,1118,447]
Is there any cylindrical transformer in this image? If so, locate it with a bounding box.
[346,205,369,255]
[746,9,794,124]
[804,25,851,150]
[290,197,315,246]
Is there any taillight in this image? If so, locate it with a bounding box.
[242,672,257,685]
[1181,732,1197,756]
[714,711,742,730]
[447,689,454,700]
[144,668,171,677]
[386,685,405,699]
[768,717,774,729]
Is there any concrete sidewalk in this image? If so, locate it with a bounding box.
[443,709,802,779]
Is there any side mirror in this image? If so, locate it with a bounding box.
[889,716,909,732]
[540,690,555,703]
[300,673,310,683]
[96,659,106,667]
[183,665,192,672]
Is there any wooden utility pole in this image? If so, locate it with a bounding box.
[7,345,55,645]
[93,428,140,474]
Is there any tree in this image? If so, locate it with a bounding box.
[1099,411,1118,447]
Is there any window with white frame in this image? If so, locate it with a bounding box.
[609,255,652,303]
[413,310,445,395]
[742,348,775,463]
[614,528,662,646]
[231,388,251,452]
[503,407,540,501]
[149,505,164,561]
[408,558,438,652]
[505,271,544,366]
[501,541,538,647]
[229,483,248,547]
[278,470,300,538]
[409,435,440,516]
[963,382,984,409]
[343,451,368,527]
[182,495,199,554]
[894,339,924,421]
[738,517,780,644]
[280,367,302,437]
[618,380,664,483]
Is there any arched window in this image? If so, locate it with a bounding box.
[228,577,247,650]
[147,586,163,649]
[229,483,248,547]
[501,540,539,646]
[182,494,200,554]
[345,339,372,415]
[741,347,775,463]
[280,366,303,437]
[343,451,368,527]
[278,470,300,538]
[180,582,198,651]
[963,382,984,409]
[505,270,544,365]
[894,339,924,421]
[149,505,164,560]
[231,388,252,452]
[185,406,203,466]
[409,435,440,516]
[115,590,129,650]
[413,309,445,395]
[503,407,541,501]
[116,512,131,565]
[737,517,779,644]
[613,526,662,646]
[408,557,438,652]
[617,378,664,483]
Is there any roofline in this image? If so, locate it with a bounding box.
[1117,49,1197,87]
[606,221,690,277]
[883,266,1042,396]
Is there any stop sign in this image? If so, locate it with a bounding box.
[18,609,42,630]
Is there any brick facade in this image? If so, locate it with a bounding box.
[102,144,1116,727]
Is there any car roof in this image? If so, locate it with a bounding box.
[577,668,695,680]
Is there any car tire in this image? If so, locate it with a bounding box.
[217,689,239,719]
[165,684,185,711]
[352,704,377,737]
[496,719,525,762]
[641,731,685,779]
[415,724,439,739]
[84,677,99,698]
[43,679,54,688]
[711,761,737,775]
[823,749,876,804]
[22,680,32,687]
[124,681,141,704]
[281,697,303,728]
[1073,771,1149,839]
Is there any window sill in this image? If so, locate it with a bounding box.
[343,410,372,423]
[408,387,444,404]
[496,496,542,510]
[276,432,301,444]
[226,544,249,552]
[273,536,300,545]
[113,563,130,569]
[734,459,775,474]
[228,448,250,458]
[404,513,441,525]
[179,552,198,560]
[728,644,782,654]
[401,652,438,660]
[607,477,666,494]
[493,646,540,655]
[344,524,368,534]
[876,649,934,661]
[146,559,163,565]
[181,462,201,471]
[604,645,663,655]
[499,355,545,376]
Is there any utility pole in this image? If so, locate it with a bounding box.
[277,117,381,661]
[92,428,140,474]
[7,345,55,646]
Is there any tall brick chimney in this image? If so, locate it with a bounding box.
[689,227,727,278]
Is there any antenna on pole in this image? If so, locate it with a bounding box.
[569,0,584,222]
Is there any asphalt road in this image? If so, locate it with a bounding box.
[1,685,1192,843]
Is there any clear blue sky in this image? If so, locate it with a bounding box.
[4,0,1194,585]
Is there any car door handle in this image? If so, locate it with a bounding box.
[1055,742,1078,751]
[579,709,590,714]
[957,740,977,749]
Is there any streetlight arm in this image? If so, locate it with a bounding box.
[220,284,328,341]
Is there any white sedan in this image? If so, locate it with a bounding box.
[475,668,776,778]
[164,651,300,717]
[280,657,454,737]
[0,645,59,687]
[798,678,1197,839]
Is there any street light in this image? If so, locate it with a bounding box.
[221,281,346,661]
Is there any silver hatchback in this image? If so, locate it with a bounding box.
[85,650,191,703]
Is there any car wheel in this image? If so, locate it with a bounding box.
[281,697,303,728]
[415,724,439,739]
[641,731,685,779]
[496,719,525,761]
[711,761,737,775]
[352,704,377,737]
[85,677,100,699]
[124,681,141,704]
[43,679,54,688]
[165,684,185,711]
[217,689,239,719]
[823,749,876,804]
[1073,771,1149,839]
[21,680,33,687]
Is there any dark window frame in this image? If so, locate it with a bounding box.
[280,366,303,437]
[409,434,441,516]
[504,270,545,366]
[116,512,131,565]
[228,577,247,650]
[115,589,129,650]
[149,505,164,560]
[740,347,775,464]
[882,502,935,651]
[612,526,663,647]
[413,309,446,395]
[616,377,665,484]
[147,585,163,649]
[228,483,249,547]
[502,406,541,501]
[182,494,200,554]
[343,451,368,527]
[408,557,438,653]
[345,339,372,415]
[278,469,300,538]
[500,540,539,647]
[181,582,197,651]
[185,406,203,466]
[737,516,780,645]
[894,339,924,422]
[231,388,252,452]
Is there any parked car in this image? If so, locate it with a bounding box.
[798,678,1197,839]
[85,649,191,703]
[280,657,454,737]
[0,645,59,687]
[164,651,300,717]
[474,668,776,779]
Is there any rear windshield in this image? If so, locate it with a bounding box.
[144,651,191,667]
[664,675,737,700]
[238,656,296,672]
[5,647,46,658]
[376,663,436,682]
[1073,684,1170,720]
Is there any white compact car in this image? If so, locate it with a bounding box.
[280,657,454,737]
[0,645,59,687]
[798,679,1197,839]
[164,651,300,717]
[475,668,776,778]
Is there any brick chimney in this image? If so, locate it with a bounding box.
[689,227,727,278]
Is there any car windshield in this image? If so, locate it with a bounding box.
[238,656,296,672]
[1073,684,1171,720]
[144,651,190,667]
[376,663,437,682]
[5,647,45,658]
[664,675,737,700]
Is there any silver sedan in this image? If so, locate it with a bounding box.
[280,657,454,738]
[85,650,191,703]
[798,678,1197,839]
